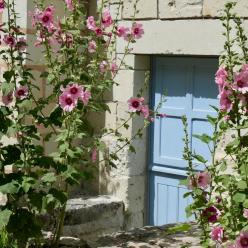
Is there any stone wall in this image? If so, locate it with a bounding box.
[98,0,248,230]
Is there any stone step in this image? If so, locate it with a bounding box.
[63,195,125,240]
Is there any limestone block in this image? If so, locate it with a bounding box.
[122,0,157,19]
[63,195,124,239]
[159,0,203,19]
[116,20,225,55]
[117,54,150,71]
[203,0,248,18]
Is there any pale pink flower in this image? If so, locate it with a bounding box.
[65,0,74,11]
[0,0,5,13]
[80,89,91,106]
[211,226,224,242]
[101,9,113,28]
[141,105,149,118]
[88,40,97,53]
[236,231,248,248]
[91,148,98,163]
[15,86,28,100]
[59,92,77,112]
[128,97,144,112]
[243,209,248,219]
[3,35,16,47]
[196,171,210,189]
[2,92,13,105]
[234,64,248,94]
[30,8,42,26]
[219,89,233,112]
[100,61,108,73]
[111,62,118,74]
[116,26,129,38]
[87,16,96,30]
[131,23,144,39]
[62,83,84,99]
[215,67,228,93]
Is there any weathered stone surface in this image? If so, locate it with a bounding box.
[63,196,124,240]
[122,0,157,19]
[90,223,201,248]
[159,0,203,19]
[203,0,248,18]
[116,20,225,55]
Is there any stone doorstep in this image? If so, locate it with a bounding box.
[63,195,125,239]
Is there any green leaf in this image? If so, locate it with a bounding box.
[192,154,207,164]
[237,181,247,190]
[0,181,19,194]
[243,199,248,208]
[233,193,246,203]
[0,209,12,230]
[193,134,212,144]
[41,172,56,184]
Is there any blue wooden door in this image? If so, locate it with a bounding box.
[149,57,218,225]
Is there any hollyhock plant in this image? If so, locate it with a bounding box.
[202,206,220,223]
[87,16,96,30]
[196,171,211,189]
[211,226,224,242]
[0,0,4,13]
[2,92,13,105]
[88,40,97,53]
[62,83,84,99]
[131,22,144,39]
[141,105,149,119]
[236,232,248,248]
[100,60,108,73]
[215,67,228,93]
[101,9,113,28]
[3,35,16,47]
[116,26,129,38]
[219,89,233,112]
[59,92,77,112]
[15,86,28,100]
[65,0,74,11]
[128,97,144,112]
[111,62,118,74]
[80,89,91,106]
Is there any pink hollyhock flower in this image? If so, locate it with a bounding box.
[141,105,149,118]
[62,83,84,99]
[196,171,210,189]
[236,232,248,248]
[101,9,113,28]
[219,89,233,112]
[100,61,108,73]
[243,209,248,219]
[215,67,228,93]
[234,64,248,94]
[17,37,27,51]
[80,89,91,106]
[59,92,77,112]
[202,206,220,223]
[39,8,54,30]
[87,16,96,30]
[88,40,97,53]
[211,226,224,242]
[116,26,129,38]
[2,92,13,105]
[15,86,28,100]
[91,148,98,163]
[128,97,144,112]
[3,35,16,48]
[45,5,55,14]
[65,0,74,11]
[94,27,103,37]
[131,23,144,39]
[0,0,5,13]
[111,62,118,74]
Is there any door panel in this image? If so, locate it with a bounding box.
[149,57,218,225]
